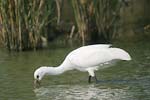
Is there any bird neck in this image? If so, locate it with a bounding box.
[46,65,67,75]
[45,57,73,75]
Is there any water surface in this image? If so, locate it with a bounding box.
[0,41,150,100]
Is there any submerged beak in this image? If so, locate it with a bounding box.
[34,79,41,88]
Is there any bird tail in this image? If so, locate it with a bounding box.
[110,48,131,61]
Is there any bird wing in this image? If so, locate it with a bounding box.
[81,44,112,49]
[68,44,113,68]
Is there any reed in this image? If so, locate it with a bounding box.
[71,0,121,44]
[93,0,121,42]
[0,0,55,51]
[71,0,91,45]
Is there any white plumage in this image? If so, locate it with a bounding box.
[34,44,131,86]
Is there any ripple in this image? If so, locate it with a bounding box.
[34,84,133,100]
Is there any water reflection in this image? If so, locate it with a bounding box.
[34,84,132,100]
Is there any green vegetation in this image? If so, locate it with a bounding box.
[71,0,121,44]
[94,0,121,42]
[0,0,55,51]
[0,0,149,51]
[71,0,91,45]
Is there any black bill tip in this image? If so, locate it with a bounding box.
[34,79,41,88]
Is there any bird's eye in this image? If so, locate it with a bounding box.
[37,75,39,79]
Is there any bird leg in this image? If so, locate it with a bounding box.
[94,76,98,83]
[88,76,92,83]
[88,75,99,83]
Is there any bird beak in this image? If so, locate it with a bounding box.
[34,79,41,88]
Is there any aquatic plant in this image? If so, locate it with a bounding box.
[71,0,91,45]
[0,0,55,51]
[71,0,122,44]
[93,0,122,42]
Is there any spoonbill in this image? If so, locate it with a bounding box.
[34,44,131,86]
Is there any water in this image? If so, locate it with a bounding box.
[0,41,150,100]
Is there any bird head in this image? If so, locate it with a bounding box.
[34,67,48,88]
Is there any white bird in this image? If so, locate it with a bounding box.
[34,44,131,87]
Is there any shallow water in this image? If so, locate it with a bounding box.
[0,41,150,100]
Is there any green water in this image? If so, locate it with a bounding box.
[0,41,150,100]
